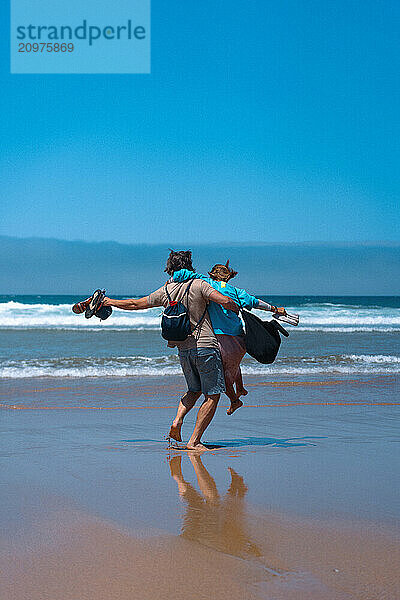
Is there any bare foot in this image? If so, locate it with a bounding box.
[236,387,248,398]
[227,399,243,415]
[168,421,182,442]
[185,442,209,453]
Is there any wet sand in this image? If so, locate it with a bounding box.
[1,374,400,599]
[1,485,399,600]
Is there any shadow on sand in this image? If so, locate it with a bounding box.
[119,436,323,451]
[204,436,324,449]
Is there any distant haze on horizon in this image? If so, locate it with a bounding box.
[1,236,399,296]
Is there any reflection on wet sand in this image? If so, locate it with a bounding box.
[168,454,400,599]
[169,454,262,559]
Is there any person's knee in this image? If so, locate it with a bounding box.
[181,390,201,406]
[204,393,220,405]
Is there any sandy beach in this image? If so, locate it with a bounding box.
[1,374,399,599]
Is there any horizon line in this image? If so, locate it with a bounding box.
[1,235,400,248]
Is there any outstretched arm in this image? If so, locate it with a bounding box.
[257,299,286,315]
[208,289,239,313]
[233,288,285,315]
[102,296,150,310]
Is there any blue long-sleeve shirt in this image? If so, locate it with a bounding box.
[172,269,259,335]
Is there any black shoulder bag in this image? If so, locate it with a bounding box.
[235,291,289,364]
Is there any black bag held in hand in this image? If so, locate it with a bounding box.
[241,309,289,364]
[161,280,207,342]
[234,290,289,364]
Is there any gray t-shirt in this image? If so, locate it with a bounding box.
[147,279,218,350]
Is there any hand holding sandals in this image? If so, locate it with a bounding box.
[72,289,112,321]
[270,305,286,315]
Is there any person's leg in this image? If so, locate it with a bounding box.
[169,455,189,495]
[218,335,246,415]
[226,467,248,498]
[217,335,240,411]
[169,390,201,441]
[168,456,204,508]
[169,350,202,442]
[235,366,248,398]
[188,453,219,502]
[185,348,225,449]
[187,393,220,450]
[230,337,247,411]
[228,364,247,415]
[222,368,239,408]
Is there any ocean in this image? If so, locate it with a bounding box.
[1,295,399,379]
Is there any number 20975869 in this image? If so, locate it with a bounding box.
[18,43,75,52]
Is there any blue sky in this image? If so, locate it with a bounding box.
[1,0,399,244]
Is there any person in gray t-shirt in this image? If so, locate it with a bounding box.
[103,250,239,451]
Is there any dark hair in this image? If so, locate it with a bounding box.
[164,249,194,276]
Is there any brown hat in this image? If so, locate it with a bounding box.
[208,259,238,282]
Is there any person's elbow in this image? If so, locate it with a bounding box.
[222,297,239,314]
[133,297,150,310]
[127,301,140,310]
[121,299,140,311]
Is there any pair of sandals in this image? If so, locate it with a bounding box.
[72,289,112,321]
[272,311,299,326]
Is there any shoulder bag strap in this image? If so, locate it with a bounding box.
[234,288,244,314]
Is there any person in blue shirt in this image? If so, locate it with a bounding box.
[172,260,286,415]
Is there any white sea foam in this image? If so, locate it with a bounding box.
[254,308,400,326]
[2,365,399,378]
[1,301,400,330]
[0,365,180,378]
[344,354,400,363]
[0,302,162,329]
[1,353,399,378]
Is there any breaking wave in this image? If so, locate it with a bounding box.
[1,353,399,378]
[0,301,400,331]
